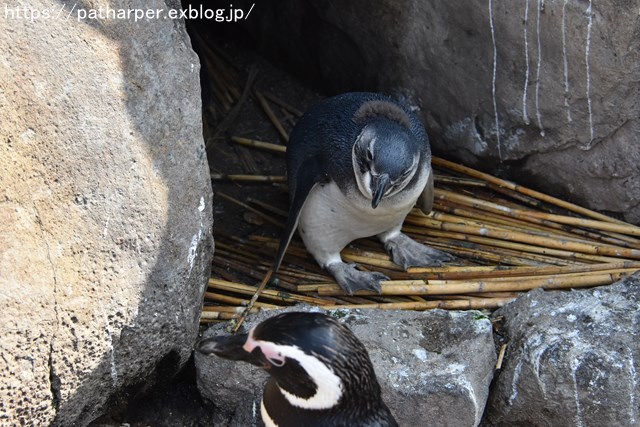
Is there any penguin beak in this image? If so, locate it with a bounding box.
[196,334,253,362]
[371,174,390,209]
[196,334,273,369]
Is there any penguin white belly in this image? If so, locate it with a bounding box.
[297,181,418,266]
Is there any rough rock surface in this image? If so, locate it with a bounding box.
[233,0,640,223]
[0,0,213,425]
[195,307,496,427]
[484,273,640,426]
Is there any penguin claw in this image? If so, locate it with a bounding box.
[383,233,454,270]
[325,262,388,295]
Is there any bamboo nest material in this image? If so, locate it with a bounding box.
[206,143,640,325]
[202,54,640,326]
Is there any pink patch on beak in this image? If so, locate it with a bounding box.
[242,329,286,367]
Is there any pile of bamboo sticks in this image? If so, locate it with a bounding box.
[199,43,640,325]
[204,137,640,323]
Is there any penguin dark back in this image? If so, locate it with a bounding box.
[270,92,453,296]
[197,312,398,427]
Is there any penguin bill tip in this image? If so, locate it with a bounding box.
[195,334,249,361]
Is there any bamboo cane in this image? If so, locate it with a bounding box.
[254,90,289,142]
[404,227,616,264]
[247,197,289,217]
[217,192,284,227]
[261,91,304,117]
[210,278,334,306]
[511,210,640,237]
[320,297,514,311]
[204,292,281,309]
[211,173,286,183]
[434,175,488,187]
[406,216,640,259]
[408,261,640,279]
[231,136,286,153]
[315,270,634,296]
[431,156,627,224]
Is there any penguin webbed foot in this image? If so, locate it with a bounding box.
[325,262,388,295]
[383,233,453,270]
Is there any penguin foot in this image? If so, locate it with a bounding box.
[325,262,388,295]
[383,233,453,270]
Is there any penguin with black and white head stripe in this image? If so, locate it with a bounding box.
[196,312,398,427]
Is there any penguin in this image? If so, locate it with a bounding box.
[196,312,398,427]
[273,92,452,294]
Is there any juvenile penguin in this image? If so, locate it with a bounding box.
[273,92,452,294]
[197,312,398,427]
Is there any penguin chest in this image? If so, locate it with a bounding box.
[297,181,416,263]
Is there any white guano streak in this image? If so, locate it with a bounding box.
[585,0,594,143]
[489,0,501,160]
[535,0,545,136]
[562,0,572,123]
[522,0,530,124]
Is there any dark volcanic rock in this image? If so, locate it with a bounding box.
[485,272,640,427]
[196,307,496,427]
[231,0,640,223]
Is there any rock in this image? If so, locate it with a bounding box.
[0,1,213,425]
[195,307,496,427]
[484,273,640,426]
[230,0,640,223]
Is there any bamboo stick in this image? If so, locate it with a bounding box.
[319,297,514,311]
[511,210,640,237]
[315,270,634,296]
[421,242,553,266]
[406,226,621,264]
[254,90,289,142]
[201,311,245,321]
[434,175,488,187]
[217,192,284,227]
[435,200,639,250]
[431,156,626,224]
[210,278,333,306]
[341,253,402,271]
[232,269,274,332]
[496,344,507,370]
[203,292,281,309]
[231,136,286,153]
[408,261,640,279]
[202,306,270,315]
[429,211,598,246]
[405,216,640,259]
[247,197,289,217]
[261,91,304,117]
[211,173,286,183]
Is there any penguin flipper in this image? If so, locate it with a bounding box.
[273,157,326,273]
[417,168,434,214]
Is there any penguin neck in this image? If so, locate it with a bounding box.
[266,350,344,410]
[263,378,394,426]
[274,361,387,412]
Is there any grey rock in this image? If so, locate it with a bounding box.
[0,0,213,425]
[195,306,496,427]
[235,0,640,223]
[484,273,640,426]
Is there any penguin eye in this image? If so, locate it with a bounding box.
[267,354,286,367]
[365,148,373,162]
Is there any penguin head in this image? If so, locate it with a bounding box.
[352,120,421,208]
[197,312,386,413]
